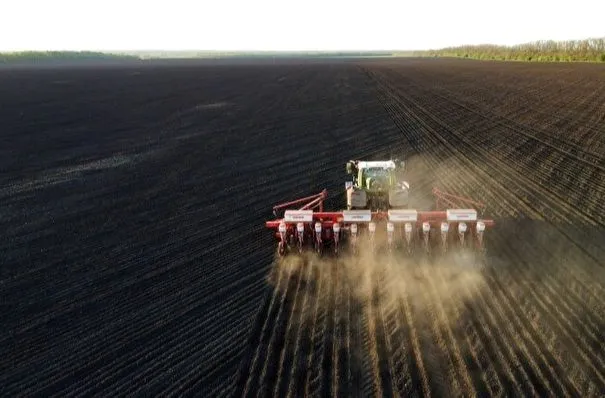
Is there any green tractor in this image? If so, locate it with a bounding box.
[345,159,409,211]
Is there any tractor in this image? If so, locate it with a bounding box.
[266,159,494,257]
[345,159,409,211]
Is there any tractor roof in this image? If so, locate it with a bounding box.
[357,160,397,169]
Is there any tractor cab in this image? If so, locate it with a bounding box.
[348,160,405,190]
[345,159,409,210]
[360,167,392,191]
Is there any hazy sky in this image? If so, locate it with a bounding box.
[1,0,604,51]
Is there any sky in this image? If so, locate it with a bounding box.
[1,0,604,52]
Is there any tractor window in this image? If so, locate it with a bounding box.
[361,168,392,188]
[365,168,389,178]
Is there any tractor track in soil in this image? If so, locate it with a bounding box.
[2,58,604,396]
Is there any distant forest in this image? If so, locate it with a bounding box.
[0,51,139,64]
[3,37,605,64]
[417,37,605,62]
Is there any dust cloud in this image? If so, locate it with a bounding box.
[266,227,489,329]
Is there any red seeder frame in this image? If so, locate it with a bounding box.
[266,188,495,235]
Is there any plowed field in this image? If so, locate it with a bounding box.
[1,58,604,397]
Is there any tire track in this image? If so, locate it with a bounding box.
[280,258,318,398]
[303,263,333,396]
[255,262,302,398]
[237,259,291,397]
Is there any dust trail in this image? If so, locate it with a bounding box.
[265,233,490,396]
[268,228,489,330]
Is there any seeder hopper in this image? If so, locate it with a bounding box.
[265,160,495,258]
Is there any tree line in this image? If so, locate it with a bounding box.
[414,37,605,62]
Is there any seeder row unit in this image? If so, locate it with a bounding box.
[265,188,495,256]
